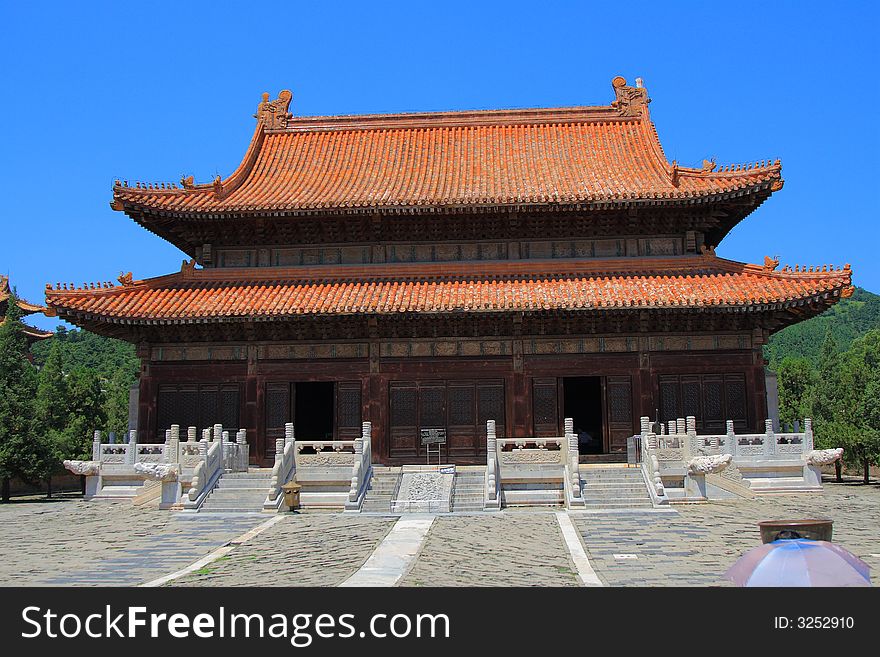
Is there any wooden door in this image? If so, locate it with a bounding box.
[336,382,362,441]
[605,375,633,454]
[532,377,559,437]
[264,382,291,465]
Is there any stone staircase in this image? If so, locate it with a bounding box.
[360,467,401,513]
[579,466,654,510]
[198,469,273,513]
[452,467,486,512]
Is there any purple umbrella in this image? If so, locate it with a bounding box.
[725,539,871,587]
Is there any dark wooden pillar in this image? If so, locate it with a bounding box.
[511,332,529,437]
[136,343,156,442]
[245,345,261,463]
[637,343,653,420]
[750,329,769,431]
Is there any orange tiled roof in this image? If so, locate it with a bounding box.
[111,78,782,216]
[0,318,53,340]
[45,257,851,323]
[1,275,45,315]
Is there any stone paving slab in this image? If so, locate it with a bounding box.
[173,513,397,587]
[0,499,265,586]
[400,512,581,587]
[573,479,880,587]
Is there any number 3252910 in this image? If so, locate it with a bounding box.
[775,617,855,629]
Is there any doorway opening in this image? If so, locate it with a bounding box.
[563,377,604,454]
[294,382,334,440]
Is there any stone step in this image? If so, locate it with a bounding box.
[581,492,651,499]
[224,473,273,479]
[582,475,644,480]
[584,502,654,511]
[206,492,267,500]
[361,473,401,512]
[581,490,648,500]
[582,484,645,489]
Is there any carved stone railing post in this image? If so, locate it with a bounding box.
[220,430,230,470]
[804,418,813,451]
[235,429,248,472]
[685,416,698,456]
[167,425,180,463]
[347,424,371,508]
[650,455,664,497]
[264,423,296,510]
[187,426,197,442]
[676,417,686,435]
[92,430,102,461]
[764,419,775,457]
[726,420,736,457]
[486,420,497,502]
[126,430,138,465]
[564,417,580,501]
[667,421,675,435]
[640,416,650,436]
[361,421,371,468]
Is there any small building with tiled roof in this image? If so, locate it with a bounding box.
[1,275,52,346]
[46,77,852,465]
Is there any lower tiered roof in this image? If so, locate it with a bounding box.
[45,256,852,327]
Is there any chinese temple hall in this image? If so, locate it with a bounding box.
[45,77,853,468]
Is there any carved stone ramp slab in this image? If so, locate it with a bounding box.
[339,515,435,587]
[391,465,455,513]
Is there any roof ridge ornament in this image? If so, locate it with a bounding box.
[254,90,293,130]
[763,255,780,272]
[611,76,650,117]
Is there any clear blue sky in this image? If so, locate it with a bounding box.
[2,1,877,331]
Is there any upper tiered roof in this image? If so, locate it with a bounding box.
[111,77,782,219]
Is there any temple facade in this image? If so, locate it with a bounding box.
[45,77,853,467]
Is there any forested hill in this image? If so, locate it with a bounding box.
[30,326,138,378]
[765,287,880,366]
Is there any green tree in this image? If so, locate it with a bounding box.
[104,368,134,437]
[775,356,816,426]
[0,290,54,501]
[35,340,68,434]
[811,329,880,484]
[61,368,107,460]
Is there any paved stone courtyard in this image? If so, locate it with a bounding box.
[0,478,876,587]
